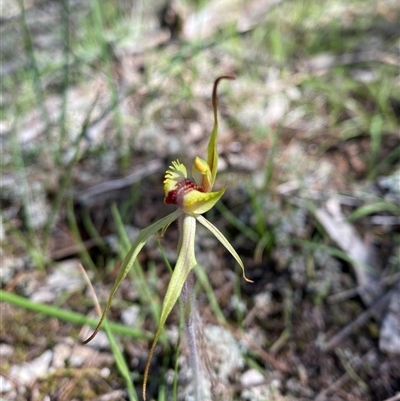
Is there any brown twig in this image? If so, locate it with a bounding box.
[315,371,351,401]
[76,159,163,202]
[383,393,400,401]
[323,291,393,351]
[78,263,103,330]
[327,271,400,304]
[315,349,377,401]
[236,331,291,374]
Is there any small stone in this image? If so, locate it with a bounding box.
[0,255,25,285]
[240,368,264,387]
[121,304,140,326]
[70,343,113,367]
[69,345,97,367]
[52,342,72,369]
[100,367,111,378]
[0,343,14,358]
[380,286,400,355]
[0,375,13,392]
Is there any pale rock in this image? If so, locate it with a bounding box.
[380,286,400,355]
[9,350,53,386]
[30,259,86,303]
[0,375,13,393]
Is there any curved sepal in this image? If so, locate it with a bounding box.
[82,209,181,344]
[196,214,253,283]
[207,75,235,189]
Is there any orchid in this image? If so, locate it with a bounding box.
[83,76,253,400]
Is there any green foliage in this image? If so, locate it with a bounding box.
[0,290,149,340]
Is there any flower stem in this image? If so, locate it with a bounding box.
[181,276,201,401]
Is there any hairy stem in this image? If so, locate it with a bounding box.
[181,276,201,401]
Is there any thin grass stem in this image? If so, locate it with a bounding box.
[17,0,50,139]
[57,0,71,165]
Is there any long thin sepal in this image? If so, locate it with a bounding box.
[206,75,235,190]
[143,214,197,400]
[196,215,253,283]
[82,209,181,344]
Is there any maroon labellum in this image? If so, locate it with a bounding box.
[164,179,203,207]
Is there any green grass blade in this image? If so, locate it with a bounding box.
[66,196,98,273]
[368,114,383,179]
[82,207,108,253]
[17,0,50,138]
[57,0,71,165]
[8,119,45,270]
[291,239,375,274]
[193,264,226,324]
[347,201,400,222]
[0,290,149,340]
[103,319,139,401]
[215,201,259,242]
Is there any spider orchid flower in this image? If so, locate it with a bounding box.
[82,76,253,400]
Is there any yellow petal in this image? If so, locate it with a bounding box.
[192,157,213,192]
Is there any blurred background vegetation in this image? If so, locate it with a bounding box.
[1,0,400,400]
